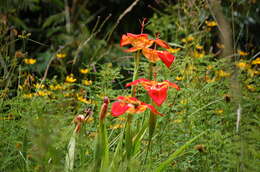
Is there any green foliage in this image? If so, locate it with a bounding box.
[0,0,259,172]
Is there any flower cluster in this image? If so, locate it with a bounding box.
[120,33,175,68]
[111,32,180,117]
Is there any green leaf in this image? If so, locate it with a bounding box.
[42,12,65,28]
[154,131,207,172]
[65,130,77,172]
[9,16,28,30]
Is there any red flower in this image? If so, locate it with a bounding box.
[120,33,175,68]
[111,96,163,117]
[126,78,180,106]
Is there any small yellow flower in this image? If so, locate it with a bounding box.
[187,36,194,42]
[168,48,181,53]
[34,83,45,89]
[89,132,97,138]
[172,119,182,123]
[181,36,194,43]
[80,68,89,74]
[246,84,256,91]
[205,20,218,27]
[66,74,77,83]
[238,50,249,56]
[36,90,51,96]
[117,117,126,121]
[86,116,94,123]
[175,76,183,81]
[214,109,224,114]
[236,61,250,70]
[251,58,260,65]
[194,50,204,58]
[77,96,91,104]
[207,65,213,70]
[195,45,203,50]
[205,75,215,83]
[109,124,124,130]
[247,69,260,77]
[82,80,92,86]
[22,93,33,98]
[50,84,65,90]
[217,70,230,77]
[180,99,188,105]
[24,58,36,64]
[56,53,66,59]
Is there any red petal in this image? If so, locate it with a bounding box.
[165,80,180,90]
[157,51,175,68]
[142,48,161,63]
[124,47,140,53]
[148,87,168,106]
[126,33,149,39]
[120,34,131,47]
[125,78,150,87]
[154,39,170,49]
[143,103,164,116]
[111,101,130,117]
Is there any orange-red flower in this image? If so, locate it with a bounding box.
[120,33,175,68]
[126,78,180,106]
[111,96,163,117]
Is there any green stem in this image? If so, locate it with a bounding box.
[126,50,141,160]
[131,51,141,96]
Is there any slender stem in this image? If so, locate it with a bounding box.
[125,50,141,160]
[131,51,141,96]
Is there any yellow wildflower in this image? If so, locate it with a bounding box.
[205,20,218,27]
[187,36,194,41]
[34,83,45,89]
[77,96,91,104]
[49,84,65,90]
[247,69,260,77]
[180,99,188,105]
[36,90,51,96]
[175,76,183,81]
[236,61,250,70]
[205,75,215,83]
[82,80,92,86]
[86,116,94,123]
[117,117,126,121]
[214,109,224,114]
[238,50,249,56]
[217,70,230,77]
[207,65,213,70]
[246,84,256,91]
[56,53,66,59]
[251,58,260,65]
[195,45,203,50]
[22,93,33,99]
[181,36,194,43]
[109,124,124,130]
[172,119,182,123]
[24,58,36,64]
[168,48,181,53]
[80,68,89,74]
[88,132,97,138]
[66,74,77,83]
[194,50,204,58]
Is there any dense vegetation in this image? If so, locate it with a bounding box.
[0,0,259,171]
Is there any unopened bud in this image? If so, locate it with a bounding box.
[99,96,110,121]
